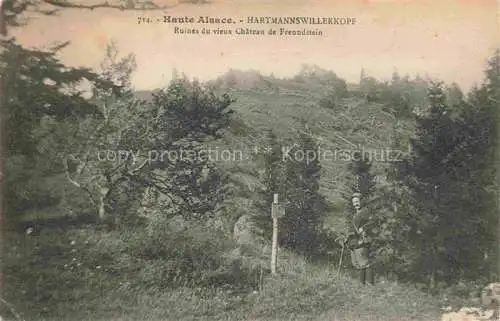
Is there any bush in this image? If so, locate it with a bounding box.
[313,229,343,263]
[133,218,264,290]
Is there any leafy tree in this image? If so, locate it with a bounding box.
[135,77,234,221]
[0,0,190,231]
[33,42,234,226]
[2,38,116,220]
[35,42,149,226]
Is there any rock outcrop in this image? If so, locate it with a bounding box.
[441,307,495,321]
[233,214,258,245]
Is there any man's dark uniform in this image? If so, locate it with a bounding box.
[348,206,375,285]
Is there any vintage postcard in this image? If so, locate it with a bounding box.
[2,0,499,320]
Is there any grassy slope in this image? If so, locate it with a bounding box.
[197,69,414,232]
[18,245,440,321]
[79,267,440,321]
[28,271,441,321]
[5,226,441,321]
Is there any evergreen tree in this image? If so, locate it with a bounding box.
[389,80,497,287]
[360,67,366,83]
[464,49,500,280]
[486,49,500,280]
[445,83,465,109]
[280,129,326,258]
[253,129,285,239]
[389,72,412,118]
[394,82,457,287]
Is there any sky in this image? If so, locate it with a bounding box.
[11,0,500,92]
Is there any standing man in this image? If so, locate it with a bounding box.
[350,192,374,285]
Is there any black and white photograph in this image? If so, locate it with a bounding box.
[1,0,499,320]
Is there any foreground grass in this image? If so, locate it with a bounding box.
[3,227,441,321]
[22,263,441,321]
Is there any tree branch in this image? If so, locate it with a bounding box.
[62,155,98,205]
[63,155,82,188]
[129,158,149,174]
[42,0,170,11]
[0,296,25,321]
[132,173,183,208]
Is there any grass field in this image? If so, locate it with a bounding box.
[3,227,443,321]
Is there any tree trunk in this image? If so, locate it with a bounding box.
[429,270,436,290]
[98,187,110,221]
[98,194,106,220]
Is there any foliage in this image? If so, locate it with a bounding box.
[252,129,286,238]
[280,127,327,257]
[136,78,234,220]
[35,41,148,226]
[357,71,429,118]
[298,64,348,110]
[385,75,498,288]
[2,38,116,220]
[30,42,235,225]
